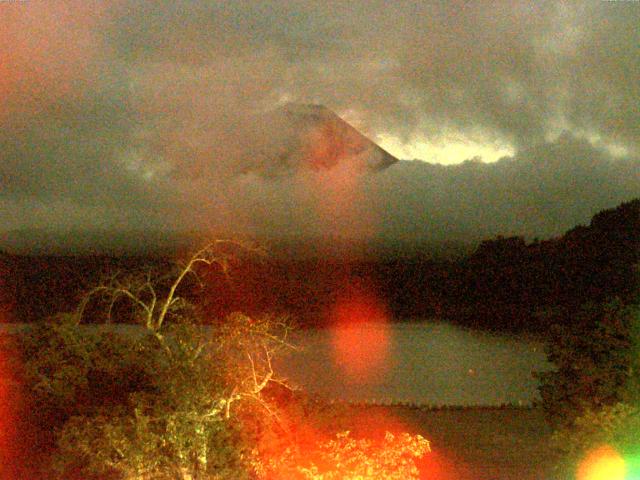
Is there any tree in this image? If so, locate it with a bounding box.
[19,241,296,479]
[536,299,640,428]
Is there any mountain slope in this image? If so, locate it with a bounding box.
[250,103,399,175]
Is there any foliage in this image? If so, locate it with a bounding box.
[258,430,430,480]
[19,314,275,479]
[57,324,250,479]
[535,299,640,427]
[17,314,153,434]
[6,199,640,335]
[551,402,640,478]
[441,199,640,333]
[17,243,295,479]
[538,295,640,476]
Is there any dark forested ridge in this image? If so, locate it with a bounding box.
[441,198,640,332]
[1,199,638,335]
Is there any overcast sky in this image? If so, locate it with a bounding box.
[1,1,639,248]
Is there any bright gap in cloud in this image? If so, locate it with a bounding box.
[544,118,632,160]
[377,134,515,165]
[582,134,630,159]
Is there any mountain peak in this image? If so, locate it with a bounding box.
[253,103,398,174]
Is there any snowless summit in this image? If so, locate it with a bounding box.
[251,103,399,176]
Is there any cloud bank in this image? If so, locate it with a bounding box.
[1,1,638,247]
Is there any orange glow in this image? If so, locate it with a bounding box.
[329,287,390,383]
[418,449,466,480]
[334,407,467,480]
[305,163,376,241]
[254,401,434,479]
[577,445,626,480]
[306,121,353,171]
[0,1,106,120]
[300,118,379,241]
[0,334,18,479]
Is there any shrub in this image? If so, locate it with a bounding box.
[536,295,640,476]
[551,402,640,478]
[535,299,640,427]
[258,430,430,480]
[19,315,259,479]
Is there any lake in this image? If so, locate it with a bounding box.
[277,321,550,406]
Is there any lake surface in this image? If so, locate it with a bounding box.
[277,321,550,406]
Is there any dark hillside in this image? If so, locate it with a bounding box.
[441,199,640,332]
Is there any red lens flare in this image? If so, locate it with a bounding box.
[0,1,107,119]
[0,333,19,479]
[254,402,434,479]
[418,450,464,480]
[345,408,467,480]
[577,444,626,480]
[329,287,390,383]
[300,118,379,241]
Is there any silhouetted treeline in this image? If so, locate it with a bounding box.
[440,198,640,332]
[0,255,174,323]
[1,199,638,335]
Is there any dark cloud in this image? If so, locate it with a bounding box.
[101,1,640,151]
[364,134,640,243]
[0,1,638,246]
